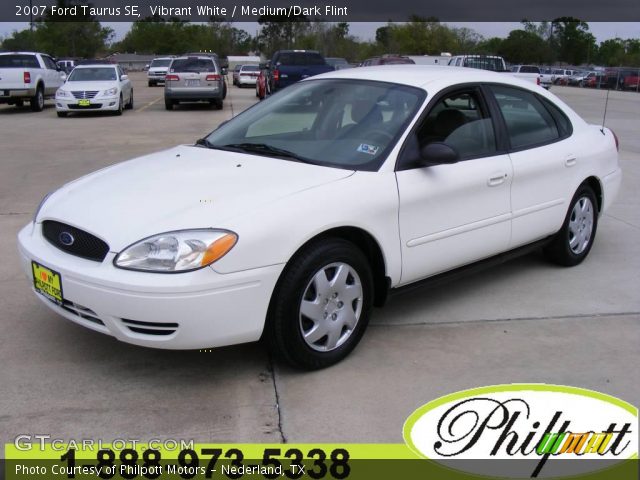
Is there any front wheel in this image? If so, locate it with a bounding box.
[125,90,134,109]
[114,94,123,115]
[267,238,373,370]
[544,185,598,266]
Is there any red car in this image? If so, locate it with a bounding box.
[623,73,640,90]
[255,67,271,100]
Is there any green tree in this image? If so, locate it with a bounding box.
[551,18,597,65]
[498,30,553,64]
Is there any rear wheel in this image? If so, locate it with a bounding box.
[148,81,154,87]
[164,98,173,110]
[267,238,373,370]
[544,184,598,266]
[30,85,44,112]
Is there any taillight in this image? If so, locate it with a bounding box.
[273,69,280,82]
[206,74,221,81]
[24,72,31,84]
[165,74,179,81]
[612,130,619,151]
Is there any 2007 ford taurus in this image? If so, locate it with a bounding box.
[18,66,622,369]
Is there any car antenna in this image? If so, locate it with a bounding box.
[600,88,610,135]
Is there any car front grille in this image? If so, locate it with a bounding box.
[121,319,179,336]
[68,104,103,110]
[71,91,99,99]
[42,220,110,262]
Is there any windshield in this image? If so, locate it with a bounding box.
[68,67,117,81]
[204,79,425,171]
[151,59,171,68]
[170,58,216,73]
[463,57,504,71]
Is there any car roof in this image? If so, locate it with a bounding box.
[313,65,537,89]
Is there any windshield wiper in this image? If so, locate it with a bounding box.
[194,138,238,152]
[222,143,310,163]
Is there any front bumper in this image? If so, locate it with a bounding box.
[17,223,283,350]
[56,96,120,112]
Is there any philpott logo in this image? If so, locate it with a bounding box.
[403,384,638,478]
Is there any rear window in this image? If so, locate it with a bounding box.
[519,66,540,74]
[275,52,326,66]
[0,54,39,68]
[381,58,415,65]
[240,65,259,72]
[170,58,216,73]
[150,59,172,68]
[463,57,504,71]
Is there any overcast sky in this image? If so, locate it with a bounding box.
[1,21,639,44]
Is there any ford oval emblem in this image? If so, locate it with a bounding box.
[59,231,75,246]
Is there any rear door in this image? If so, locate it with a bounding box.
[40,54,63,93]
[486,84,576,248]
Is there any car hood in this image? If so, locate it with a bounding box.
[38,145,354,251]
[61,81,118,92]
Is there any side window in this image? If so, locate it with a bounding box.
[42,56,57,70]
[489,85,560,149]
[413,89,497,160]
[455,58,462,66]
[539,96,573,138]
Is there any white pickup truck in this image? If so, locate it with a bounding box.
[448,55,546,88]
[0,52,65,111]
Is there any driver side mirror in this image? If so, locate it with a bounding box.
[120,74,128,81]
[417,142,459,166]
[221,67,228,75]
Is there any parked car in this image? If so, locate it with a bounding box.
[509,65,548,89]
[57,59,76,75]
[360,55,415,66]
[584,72,606,88]
[183,52,228,98]
[267,50,334,93]
[164,55,224,110]
[0,51,65,111]
[566,71,592,87]
[232,64,243,85]
[326,57,351,70]
[622,72,640,90]
[237,64,260,87]
[552,69,575,85]
[19,66,621,369]
[55,64,133,117]
[255,66,270,100]
[147,57,173,87]
[539,67,554,86]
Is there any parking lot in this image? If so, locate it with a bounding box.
[0,72,638,444]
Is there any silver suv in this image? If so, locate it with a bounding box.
[164,56,224,110]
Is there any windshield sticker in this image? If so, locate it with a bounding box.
[357,143,380,155]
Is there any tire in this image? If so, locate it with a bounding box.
[114,94,123,115]
[56,112,68,118]
[213,99,223,110]
[125,90,134,110]
[148,81,154,87]
[164,98,173,110]
[544,184,598,266]
[30,85,44,112]
[266,238,373,370]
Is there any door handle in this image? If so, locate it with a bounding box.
[487,173,507,186]
[565,157,577,167]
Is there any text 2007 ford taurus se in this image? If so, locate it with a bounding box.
[18,66,622,369]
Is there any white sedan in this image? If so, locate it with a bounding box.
[55,64,133,117]
[19,66,621,369]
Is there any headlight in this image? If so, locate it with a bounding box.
[33,191,54,223]
[114,229,238,273]
[103,87,118,96]
[56,89,69,97]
